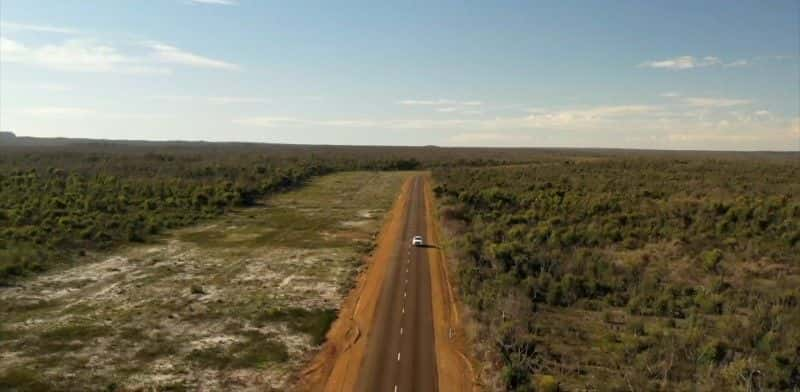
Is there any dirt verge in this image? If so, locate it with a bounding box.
[423,174,479,392]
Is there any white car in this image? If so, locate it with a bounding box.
[411,235,424,246]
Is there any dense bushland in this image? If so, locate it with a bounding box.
[0,156,330,284]
[434,157,800,391]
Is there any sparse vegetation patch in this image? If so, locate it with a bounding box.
[0,171,408,390]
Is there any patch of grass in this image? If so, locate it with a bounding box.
[187,333,288,370]
[0,326,20,342]
[0,299,61,314]
[186,346,231,369]
[41,323,111,340]
[31,323,111,353]
[134,334,180,361]
[0,367,51,392]
[230,337,290,368]
[257,307,338,345]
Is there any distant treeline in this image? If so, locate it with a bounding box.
[3,139,640,284]
[0,143,448,283]
[433,157,800,391]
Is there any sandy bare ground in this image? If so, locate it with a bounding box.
[0,171,408,391]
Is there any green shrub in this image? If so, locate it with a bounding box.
[701,249,723,273]
[535,374,558,392]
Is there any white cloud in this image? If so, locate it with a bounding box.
[661,92,681,98]
[37,83,72,92]
[144,41,240,71]
[234,105,658,131]
[641,55,779,70]
[684,97,751,108]
[398,99,481,106]
[724,59,748,67]
[20,106,170,120]
[1,36,240,73]
[640,56,721,70]
[0,21,78,34]
[22,107,95,117]
[436,107,458,113]
[233,117,372,128]
[1,37,169,74]
[666,132,761,143]
[755,110,770,116]
[449,132,535,145]
[186,0,238,5]
[520,105,659,129]
[153,95,269,104]
[231,101,800,149]
[233,116,476,130]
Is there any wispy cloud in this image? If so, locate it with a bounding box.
[20,106,170,120]
[683,97,751,108]
[1,37,169,74]
[641,55,764,70]
[0,21,78,34]
[233,116,477,130]
[449,132,535,145]
[36,83,72,92]
[153,95,269,104]
[398,99,482,106]
[185,0,238,5]
[660,92,681,98]
[640,55,722,70]
[22,106,96,117]
[1,36,241,74]
[143,41,240,71]
[522,105,659,128]
[234,105,659,131]
[724,59,748,68]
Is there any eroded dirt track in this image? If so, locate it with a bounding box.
[299,175,475,392]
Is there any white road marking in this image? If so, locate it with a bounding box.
[394,385,398,392]
[397,352,401,361]
[402,306,405,314]
[400,327,404,335]
[406,268,409,273]
[404,291,407,298]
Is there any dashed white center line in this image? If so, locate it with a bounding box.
[400,327,403,335]
[394,385,398,392]
[402,306,405,314]
[404,291,407,298]
[406,268,409,273]
[397,352,401,361]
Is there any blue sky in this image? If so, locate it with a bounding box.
[1,0,798,150]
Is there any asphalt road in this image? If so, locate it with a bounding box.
[355,176,438,392]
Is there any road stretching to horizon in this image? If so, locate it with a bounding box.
[356,176,439,392]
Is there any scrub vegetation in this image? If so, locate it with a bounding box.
[0,151,408,390]
[433,157,800,391]
[1,139,797,391]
